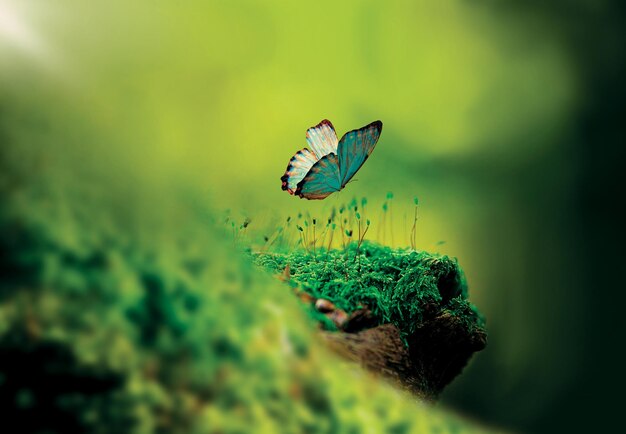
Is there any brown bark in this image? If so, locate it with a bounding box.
[321,314,487,400]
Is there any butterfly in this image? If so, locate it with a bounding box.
[281,119,383,200]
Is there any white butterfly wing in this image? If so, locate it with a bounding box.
[280,148,319,194]
[306,119,338,159]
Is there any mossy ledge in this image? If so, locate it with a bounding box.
[255,241,487,400]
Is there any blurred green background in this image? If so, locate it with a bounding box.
[1,0,624,432]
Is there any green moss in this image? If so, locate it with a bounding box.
[256,242,484,340]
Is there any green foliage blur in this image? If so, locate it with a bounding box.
[1,0,625,432]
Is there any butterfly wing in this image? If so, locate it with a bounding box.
[337,121,382,186]
[295,153,341,200]
[306,119,338,159]
[281,148,318,194]
[282,119,381,199]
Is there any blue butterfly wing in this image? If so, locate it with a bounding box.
[295,153,341,200]
[337,121,382,187]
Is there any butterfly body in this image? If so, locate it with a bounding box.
[281,119,383,200]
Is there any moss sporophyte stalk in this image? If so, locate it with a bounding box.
[254,240,487,398]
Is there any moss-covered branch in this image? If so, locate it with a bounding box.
[256,243,487,399]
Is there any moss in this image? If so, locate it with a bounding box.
[255,242,484,342]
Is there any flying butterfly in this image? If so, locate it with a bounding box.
[281,119,383,200]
